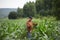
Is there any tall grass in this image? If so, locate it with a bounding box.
[0,17,60,40]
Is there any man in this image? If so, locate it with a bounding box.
[26,16,37,39]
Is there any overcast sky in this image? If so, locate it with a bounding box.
[0,0,36,8]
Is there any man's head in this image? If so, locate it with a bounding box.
[28,16,32,21]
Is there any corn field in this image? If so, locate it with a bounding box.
[0,17,60,40]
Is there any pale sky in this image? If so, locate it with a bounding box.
[0,0,36,8]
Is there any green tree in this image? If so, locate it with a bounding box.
[54,0,60,20]
[44,0,52,10]
[8,11,17,19]
[35,0,44,13]
[17,7,23,18]
[35,0,54,16]
[23,1,36,17]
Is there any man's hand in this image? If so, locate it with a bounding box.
[33,23,37,27]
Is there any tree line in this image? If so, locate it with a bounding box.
[8,0,60,20]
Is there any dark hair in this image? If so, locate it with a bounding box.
[29,16,32,19]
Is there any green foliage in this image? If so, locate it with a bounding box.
[17,8,23,18]
[0,17,60,40]
[35,0,53,16]
[23,2,36,17]
[35,0,44,12]
[8,11,17,19]
[54,0,60,20]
